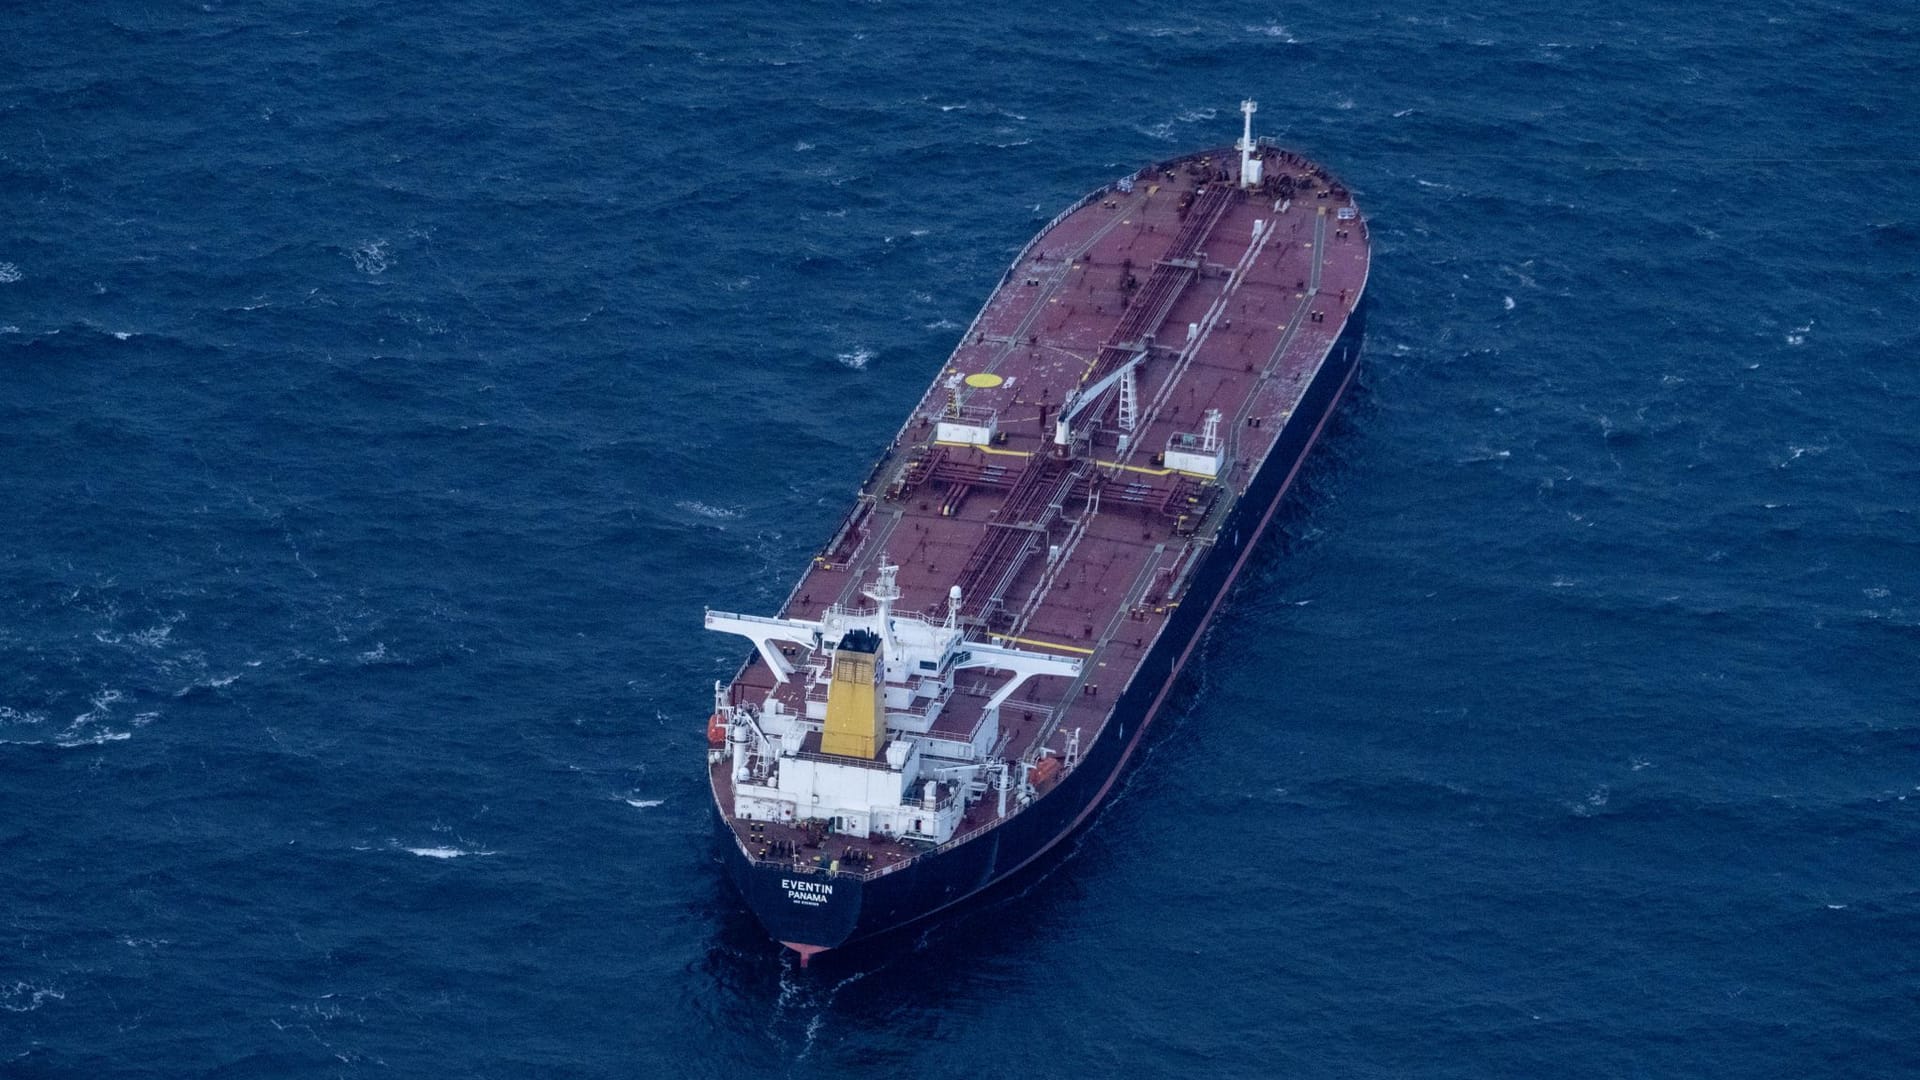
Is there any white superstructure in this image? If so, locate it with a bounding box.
[705,561,1080,845]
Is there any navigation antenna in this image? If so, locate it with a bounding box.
[864,557,902,626]
[1237,99,1262,189]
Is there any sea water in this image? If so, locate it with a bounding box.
[4,1,1916,1076]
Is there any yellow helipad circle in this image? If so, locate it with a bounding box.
[964,372,1004,389]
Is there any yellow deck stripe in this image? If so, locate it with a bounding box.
[932,441,1033,457]
[1093,458,1169,476]
[998,634,1096,656]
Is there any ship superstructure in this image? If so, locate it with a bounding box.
[704,103,1370,963]
[707,560,1080,848]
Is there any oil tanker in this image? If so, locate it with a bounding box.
[704,103,1369,964]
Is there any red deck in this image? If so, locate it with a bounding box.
[713,142,1370,874]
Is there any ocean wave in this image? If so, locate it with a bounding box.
[1245,22,1298,42]
[5,5,1913,1071]
[1127,24,1201,38]
[347,238,391,275]
[677,500,740,520]
[400,843,496,859]
[0,705,48,729]
[0,981,64,1013]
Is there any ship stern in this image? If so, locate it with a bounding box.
[723,841,865,963]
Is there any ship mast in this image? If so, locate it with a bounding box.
[1237,98,1261,189]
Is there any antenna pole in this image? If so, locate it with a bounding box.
[1238,99,1260,189]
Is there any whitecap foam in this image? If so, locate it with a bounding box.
[56,729,132,747]
[676,500,739,520]
[1458,448,1511,463]
[129,622,175,648]
[0,705,47,728]
[0,262,20,284]
[403,845,494,859]
[624,798,665,809]
[1,982,64,1013]
[836,347,873,370]
[1570,785,1610,816]
[1776,444,1826,468]
[348,239,390,275]
[78,688,123,720]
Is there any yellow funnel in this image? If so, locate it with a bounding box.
[822,629,886,759]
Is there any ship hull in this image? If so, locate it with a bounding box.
[726,307,1366,960]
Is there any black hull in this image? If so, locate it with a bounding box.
[723,309,1367,958]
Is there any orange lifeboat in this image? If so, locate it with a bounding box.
[1030,756,1062,786]
[706,711,728,748]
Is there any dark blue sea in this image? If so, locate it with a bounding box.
[5,2,1916,1076]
